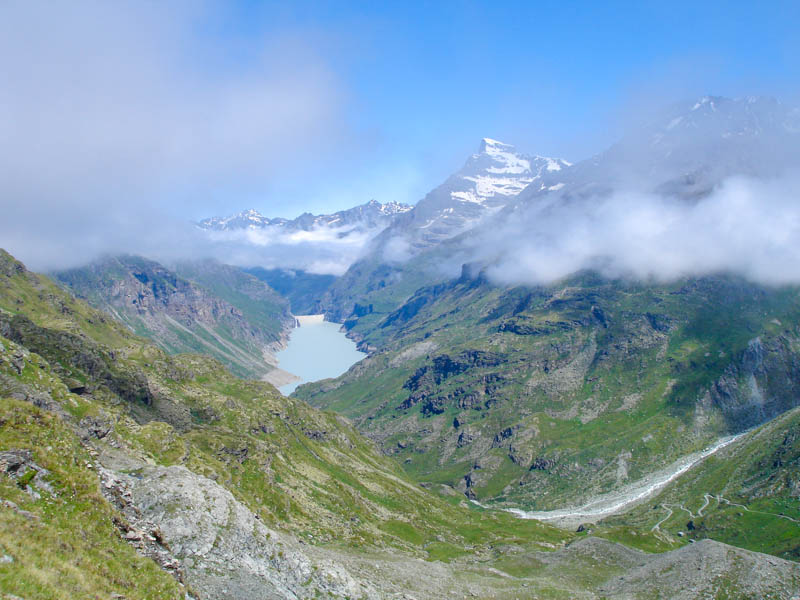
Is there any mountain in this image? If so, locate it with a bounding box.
[384,138,570,251]
[244,267,336,315]
[296,96,800,517]
[299,272,800,509]
[320,139,570,321]
[1,247,796,599]
[53,255,294,382]
[505,95,800,209]
[599,405,800,561]
[198,198,412,235]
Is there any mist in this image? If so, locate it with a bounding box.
[0,1,344,272]
[470,173,800,287]
[199,224,384,276]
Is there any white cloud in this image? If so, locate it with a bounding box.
[199,224,380,275]
[0,1,344,271]
[473,174,800,287]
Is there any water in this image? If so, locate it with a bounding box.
[276,315,366,395]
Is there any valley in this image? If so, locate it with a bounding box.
[3,95,800,599]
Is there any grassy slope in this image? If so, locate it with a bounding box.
[297,272,800,511]
[0,248,577,597]
[0,329,184,600]
[598,406,800,560]
[245,267,336,315]
[175,259,292,340]
[54,255,291,379]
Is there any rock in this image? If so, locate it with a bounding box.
[529,457,556,471]
[107,462,379,599]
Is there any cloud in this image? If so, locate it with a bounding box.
[200,224,380,275]
[470,173,800,287]
[382,236,413,263]
[0,1,345,271]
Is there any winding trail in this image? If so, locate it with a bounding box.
[716,496,800,524]
[652,505,673,531]
[651,493,800,529]
[502,433,745,529]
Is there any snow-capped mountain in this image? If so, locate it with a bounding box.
[196,199,414,276]
[199,199,412,235]
[503,95,800,211]
[199,209,288,231]
[450,138,570,205]
[379,138,570,251]
[518,96,800,204]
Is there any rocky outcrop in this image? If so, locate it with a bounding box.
[104,460,378,600]
[54,256,293,379]
[710,334,800,431]
[598,539,800,599]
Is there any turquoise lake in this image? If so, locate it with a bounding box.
[276,317,366,395]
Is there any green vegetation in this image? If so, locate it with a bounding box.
[53,254,293,379]
[600,406,800,560]
[246,266,336,314]
[0,397,183,600]
[0,248,585,596]
[298,272,800,514]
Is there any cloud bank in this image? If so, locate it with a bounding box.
[471,174,800,287]
[0,1,344,271]
[201,224,381,276]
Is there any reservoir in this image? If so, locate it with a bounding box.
[276,315,366,395]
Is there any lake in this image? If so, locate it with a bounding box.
[276,315,366,395]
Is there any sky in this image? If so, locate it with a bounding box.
[1,0,799,270]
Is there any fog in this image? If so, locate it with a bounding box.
[200,224,384,275]
[470,173,800,287]
[2,3,798,286]
[0,1,344,271]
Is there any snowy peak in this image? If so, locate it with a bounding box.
[198,200,412,234]
[479,137,516,154]
[198,209,286,231]
[647,95,796,148]
[450,139,570,205]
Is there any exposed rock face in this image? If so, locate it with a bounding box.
[710,335,800,431]
[2,247,799,600]
[300,272,800,511]
[54,255,293,379]
[106,461,377,600]
[0,449,53,498]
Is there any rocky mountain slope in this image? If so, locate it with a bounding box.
[296,97,800,522]
[244,266,336,315]
[53,255,294,381]
[2,247,796,598]
[382,138,570,251]
[321,96,800,323]
[298,271,800,512]
[599,404,800,561]
[320,139,570,321]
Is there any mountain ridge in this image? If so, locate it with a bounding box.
[199,198,412,233]
[53,255,295,382]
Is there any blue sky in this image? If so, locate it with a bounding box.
[2,0,799,230]
[199,0,800,216]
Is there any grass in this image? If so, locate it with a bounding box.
[297,271,800,518]
[0,398,184,599]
